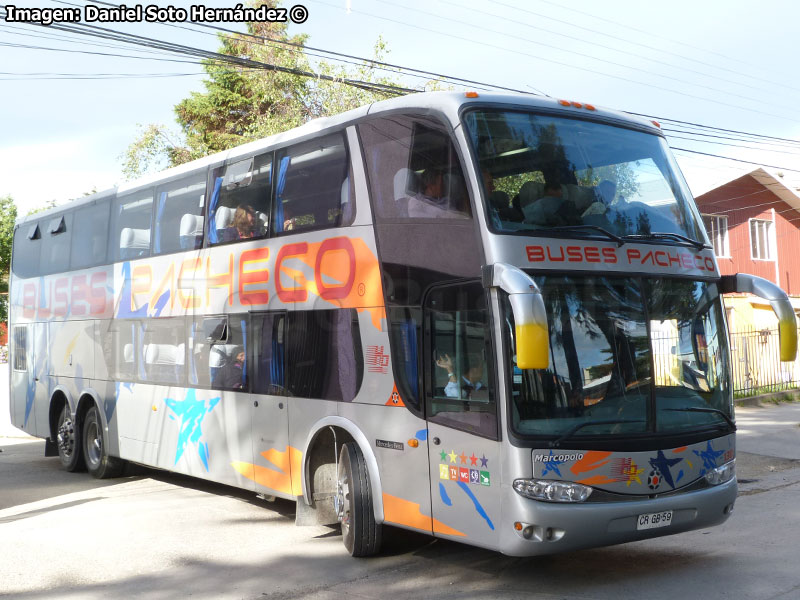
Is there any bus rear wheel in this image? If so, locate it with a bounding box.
[82,405,124,479]
[336,442,382,557]
[56,405,85,472]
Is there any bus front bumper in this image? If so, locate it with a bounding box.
[498,477,737,556]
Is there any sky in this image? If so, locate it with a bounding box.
[2,0,800,215]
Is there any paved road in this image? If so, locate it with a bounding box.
[1,402,799,599]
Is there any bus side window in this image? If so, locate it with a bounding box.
[111,189,153,261]
[273,133,352,235]
[286,309,363,401]
[39,213,72,275]
[71,200,110,270]
[358,115,472,221]
[252,313,286,396]
[189,315,250,391]
[426,282,497,439]
[12,223,42,279]
[154,172,207,255]
[208,154,272,246]
[141,317,186,385]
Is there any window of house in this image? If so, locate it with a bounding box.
[286,309,363,401]
[273,133,353,235]
[111,189,154,261]
[71,201,111,270]
[426,282,497,439]
[154,172,207,255]
[208,154,272,246]
[750,218,774,260]
[702,214,729,257]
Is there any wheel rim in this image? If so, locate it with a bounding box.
[56,412,76,459]
[336,467,352,537]
[85,418,102,467]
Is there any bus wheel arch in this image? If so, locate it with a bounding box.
[301,417,384,525]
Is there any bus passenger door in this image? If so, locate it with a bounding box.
[247,312,295,498]
[425,283,502,548]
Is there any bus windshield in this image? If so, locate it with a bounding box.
[463,110,705,243]
[503,277,731,439]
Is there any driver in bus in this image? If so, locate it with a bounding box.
[435,351,488,399]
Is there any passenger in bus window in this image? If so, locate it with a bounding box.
[436,352,488,399]
[218,346,246,389]
[408,168,459,218]
[222,204,258,241]
[522,180,577,226]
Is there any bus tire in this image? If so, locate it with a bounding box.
[337,442,382,557]
[56,404,85,472]
[82,405,125,479]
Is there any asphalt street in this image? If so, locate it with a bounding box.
[1,368,799,599]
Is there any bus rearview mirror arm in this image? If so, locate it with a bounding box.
[484,263,550,370]
[719,273,798,362]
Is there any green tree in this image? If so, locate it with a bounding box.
[0,195,18,324]
[123,4,401,179]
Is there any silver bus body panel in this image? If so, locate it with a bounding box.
[8,92,740,556]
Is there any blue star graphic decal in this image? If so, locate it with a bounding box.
[542,450,566,477]
[693,441,726,475]
[165,389,220,471]
[648,450,683,489]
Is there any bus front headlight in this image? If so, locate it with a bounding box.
[705,460,735,485]
[513,479,593,503]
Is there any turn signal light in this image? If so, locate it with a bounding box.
[465,91,479,98]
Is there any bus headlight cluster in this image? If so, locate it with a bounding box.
[513,479,593,503]
[705,460,735,485]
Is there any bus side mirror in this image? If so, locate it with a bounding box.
[719,274,797,362]
[485,263,549,370]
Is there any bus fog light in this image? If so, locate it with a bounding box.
[705,460,735,486]
[513,479,593,502]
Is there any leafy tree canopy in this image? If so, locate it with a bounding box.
[123,4,401,178]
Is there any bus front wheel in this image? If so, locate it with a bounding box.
[82,405,125,479]
[56,405,85,472]
[337,443,382,557]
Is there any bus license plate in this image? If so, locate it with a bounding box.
[637,510,673,530]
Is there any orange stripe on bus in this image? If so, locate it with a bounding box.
[673,446,688,453]
[382,493,466,537]
[570,451,612,475]
[232,445,303,497]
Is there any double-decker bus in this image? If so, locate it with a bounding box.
[9,92,797,557]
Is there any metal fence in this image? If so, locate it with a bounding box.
[728,326,800,396]
[649,327,800,398]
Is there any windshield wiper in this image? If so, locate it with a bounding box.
[621,232,706,250]
[664,407,736,430]
[549,419,646,448]
[547,225,626,247]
